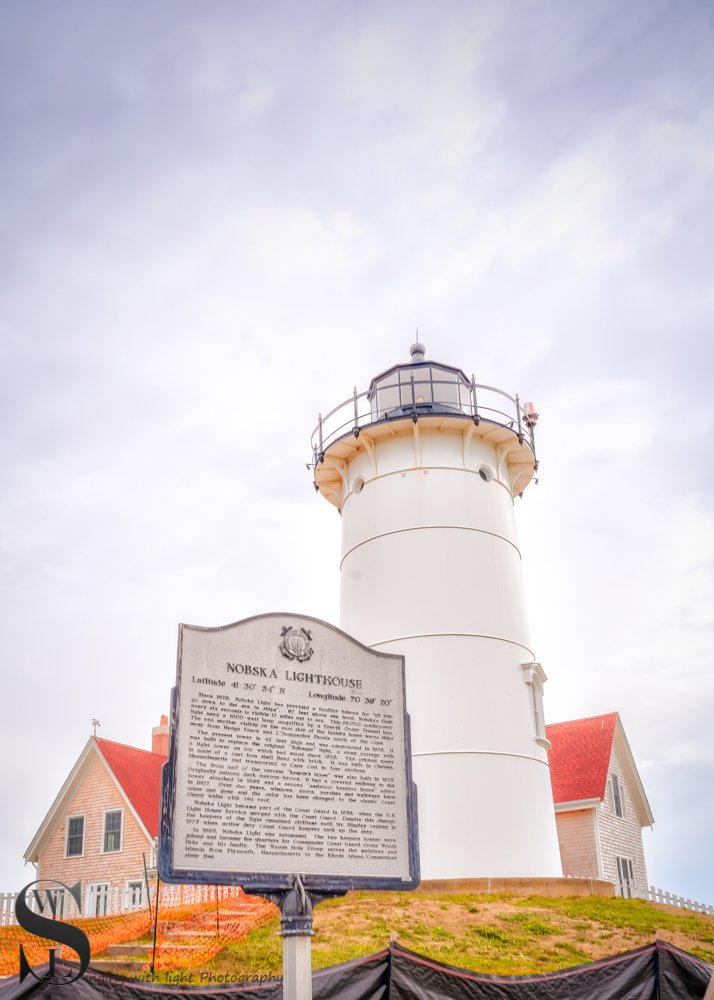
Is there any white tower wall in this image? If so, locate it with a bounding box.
[313,352,562,878]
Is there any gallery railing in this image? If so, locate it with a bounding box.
[309,372,537,470]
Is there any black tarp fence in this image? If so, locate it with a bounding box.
[1,941,711,1000]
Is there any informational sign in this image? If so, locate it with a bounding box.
[159,613,419,893]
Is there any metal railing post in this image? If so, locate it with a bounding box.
[352,388,360,437]
[471,375,479,424]
[515,394,523,444]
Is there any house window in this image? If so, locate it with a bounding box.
[521,662,551,748]
[65,815,84,857]
[46,887,65,917]
[616,855,635,897]
[87,882,110,917]
[103,809,123,852]
[126,880,144,909]
[611,774,625,819]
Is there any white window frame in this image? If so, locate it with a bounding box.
[102,807,124,854]
[521,662,551,748]
[64,813,85,858]
[610,773,625,819]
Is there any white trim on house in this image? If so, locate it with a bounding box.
[612,720,654,827]
[554,797,601,813]
[25,739,95,863]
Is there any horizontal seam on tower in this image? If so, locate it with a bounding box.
[340,524,522,568]
[411,750,550,766]
[370,633,535,658]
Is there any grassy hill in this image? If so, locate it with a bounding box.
[139,890,714,983]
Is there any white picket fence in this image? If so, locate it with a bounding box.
[0,882,244,927]
[615,880,714,915]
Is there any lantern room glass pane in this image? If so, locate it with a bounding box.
[431,367,464,410]
[369,363,472,419]
[370,378,400,419]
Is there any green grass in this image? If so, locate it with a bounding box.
[103,890,714,982]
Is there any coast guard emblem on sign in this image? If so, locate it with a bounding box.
[280,626,314,662]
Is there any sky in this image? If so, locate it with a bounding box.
[1,1,713,905]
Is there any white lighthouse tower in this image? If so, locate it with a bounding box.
[310,344,561,879]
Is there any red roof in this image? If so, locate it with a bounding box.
[95,737,167,838]
[546,713,618,804]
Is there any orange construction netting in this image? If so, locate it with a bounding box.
[0,887,277,978]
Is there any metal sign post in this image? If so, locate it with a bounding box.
[267,875,344,1000]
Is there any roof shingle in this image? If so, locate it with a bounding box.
[546,712,618,804]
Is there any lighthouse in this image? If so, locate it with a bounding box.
[310,344,562,879]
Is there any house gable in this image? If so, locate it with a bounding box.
[546,712,653,825]
[546,712,653,891]
[25,737,167,867]
[25,737,97,865]
[35,754,153,890]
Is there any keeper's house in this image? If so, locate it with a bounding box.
[547,712,654,896]
[23,718,169,916]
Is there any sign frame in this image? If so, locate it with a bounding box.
[158,612,420,894]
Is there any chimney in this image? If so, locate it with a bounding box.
[152,715,169,757]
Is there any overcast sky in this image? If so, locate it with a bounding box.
[2,1,712,906]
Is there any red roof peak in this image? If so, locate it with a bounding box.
[96,736,166,759]
[546,713,618,805]
[547,711,619,731]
